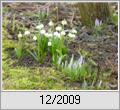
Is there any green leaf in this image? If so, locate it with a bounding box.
[28,50,38,61]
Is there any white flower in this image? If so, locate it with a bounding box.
[18,32,22,38]
[36,24,44,30]
[40,29,46,35]
[56,26,62,31]
[48,21,54,26]
[68,33,76,38]
[24,31,30,35]
[33,36,37,41]
[48,41,52,46]
[71,29,77,34]
[61,31,66,36]
[45,33,53,38]
[45,33,49,37]
[54,31,61,38]
[61,19,67,25]
[48,33,53,37]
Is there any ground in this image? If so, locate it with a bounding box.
[2,3,118,90]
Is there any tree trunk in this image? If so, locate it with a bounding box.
[78,3,110,27]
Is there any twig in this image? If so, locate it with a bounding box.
[70,11,75,26]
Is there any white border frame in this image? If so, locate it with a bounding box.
[0,0,119,92]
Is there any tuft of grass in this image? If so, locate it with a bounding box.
[24,11,49,23]
[111,12,118,25]
[50,35,68,65]
[29,32,48,63]
[57,54,93,81]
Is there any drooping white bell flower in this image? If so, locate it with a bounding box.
[36,24,44,30]
[68,33,76,38]
[71,29,77,34]
[48,41,52,46]
[54,31,61,38]
[40,29,46,35]
[45,33,53,38]
[33,36,37,41]
[55,26,62,31]
[24,31,30,35]
[18,32,22,38]
[61,31,66,36]
[61,19,67,25]
[48,21,54,26]
[48,33,53,37]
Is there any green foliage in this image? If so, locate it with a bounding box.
[49,36,68,65]
[2,6,10,13]
[93,18,104,36]
[15,46,23,59]
[2,15,9,29]
[57,54,92,81]
[28,20,74,64]
[111,12,118,25]
[38,11,49,21]
[15,31,28,58]
[25,11,49,22]
[29,32,48,63]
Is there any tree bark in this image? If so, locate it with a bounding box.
[78,3,110,27]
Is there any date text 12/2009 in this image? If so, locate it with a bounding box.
[40,94,80,104]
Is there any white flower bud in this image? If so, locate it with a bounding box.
[48,41,52,46]
[45,33,53,38]
[71,29,77,34]
[61,31,66,36]
[18,32,22,38]
[54,31,61,38]
[40,29,46,35]
[24,31,30,35]
[48,21,54,26]
[56,26,62,31]
[68,33,76,38]
[61,19,67,25]
[33,36,37,41]
[36,24,44,30]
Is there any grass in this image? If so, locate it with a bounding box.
[2,34,81,90]
[2,36,112,90]
[3,65,66,90]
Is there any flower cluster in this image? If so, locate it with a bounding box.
[18,30,30,38]
[16,19,78,64]
[34,20,77,47]
[57,54,89,81]
[15,19,95,82]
